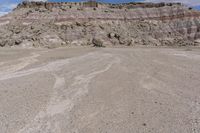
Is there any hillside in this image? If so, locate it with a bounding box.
[0,2,200,48]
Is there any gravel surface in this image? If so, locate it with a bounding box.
[0,47,200,133]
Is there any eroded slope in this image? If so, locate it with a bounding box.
[0,2,200,48]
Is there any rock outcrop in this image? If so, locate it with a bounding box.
[0,1,200,48]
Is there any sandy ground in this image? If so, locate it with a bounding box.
[0,47,200,133]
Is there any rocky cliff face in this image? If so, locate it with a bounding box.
[0,2,200,48]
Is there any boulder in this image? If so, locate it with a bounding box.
[0,40,6,47]
[108,33,115,39]
[15,39,22,45]
[114,34,120,40]
[92,38,105,47]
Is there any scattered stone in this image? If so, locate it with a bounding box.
[99,25,104,30]
[143,123,147,126]
[76,22,82,26]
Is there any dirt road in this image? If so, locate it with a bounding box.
[0,47,200,133]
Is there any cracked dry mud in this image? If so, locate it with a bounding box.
[0,47,200,133]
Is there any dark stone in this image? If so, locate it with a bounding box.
[143,123,147,126]
[15,39,22,45]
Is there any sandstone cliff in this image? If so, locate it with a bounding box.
[0,2,200,48]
